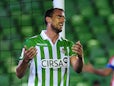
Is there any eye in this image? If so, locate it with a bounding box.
[57,15,62,19]
[57,15,65,20]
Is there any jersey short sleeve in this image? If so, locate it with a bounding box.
[106,56,114,70]
[19,35,39,60]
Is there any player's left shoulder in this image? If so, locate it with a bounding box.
[61,37,71,42]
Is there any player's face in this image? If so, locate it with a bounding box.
[51,9,65,33]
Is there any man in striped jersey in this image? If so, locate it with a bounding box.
[16,8,84,86]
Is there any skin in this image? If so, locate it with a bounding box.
[16,9,84,79]
[83,63,113,76]
[16,46,37,78]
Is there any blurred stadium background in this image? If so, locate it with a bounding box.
[0,0,114,86]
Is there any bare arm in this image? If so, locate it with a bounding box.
[70,41,84,73]
[70,56,83,73]
[83,63,113,76]
[16,60,29,79]
[16,47,37,79]
[93,68,112,76]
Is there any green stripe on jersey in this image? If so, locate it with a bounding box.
[57,41,61,86]
[34,56,38,86]
[40,46,45,86]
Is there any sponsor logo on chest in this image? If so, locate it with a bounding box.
[41,57,69,68]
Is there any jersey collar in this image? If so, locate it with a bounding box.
[40,30,62,41]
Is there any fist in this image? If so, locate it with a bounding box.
[72,41,83,57]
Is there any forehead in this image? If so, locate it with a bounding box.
[53,9,65,16]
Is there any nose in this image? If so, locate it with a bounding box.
[61,17,65,22]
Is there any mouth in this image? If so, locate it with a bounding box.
[59,23,63,27]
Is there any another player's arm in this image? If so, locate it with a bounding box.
[70,41,84,73]
[83,63,113,76]
[92,68,112,76]
[16,46,37,79]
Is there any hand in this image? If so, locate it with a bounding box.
[72,41,83,58]
[23,46,37,63]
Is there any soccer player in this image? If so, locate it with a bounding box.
[16,8,84,86]
[83,56,114,86]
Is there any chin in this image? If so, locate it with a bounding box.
[56,30,62,34]
[52,27,62,34]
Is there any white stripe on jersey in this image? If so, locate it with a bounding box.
[36,46,42,86]
[53,44,58,86]
[28,59,35,86]
[60,47,65,86]
[44,47,50,86]
[66,47,70,86]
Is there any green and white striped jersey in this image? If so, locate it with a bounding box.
[20,30,75,86]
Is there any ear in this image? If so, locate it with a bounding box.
[46,17,52,23]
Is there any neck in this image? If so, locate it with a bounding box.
[45,29,59,44]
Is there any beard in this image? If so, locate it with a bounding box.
[51,25,62,34]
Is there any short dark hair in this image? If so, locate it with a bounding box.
[44,8,64,25]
